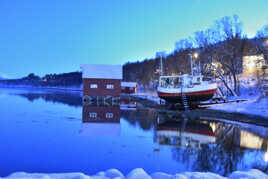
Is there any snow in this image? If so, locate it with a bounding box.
[80,64,122,79]
[209,96,268,118]
[202,74,268,117]
[228,169,268,179]
[126,168,151,179]
[130,82,268,118]
[3,168,268,179]
[182,171,225,179]
[4,172,91,179]
[131,90,161,104]
[121,82,137,88]
[150,172,173,179]
[104,169,124,179]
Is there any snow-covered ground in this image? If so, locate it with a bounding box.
[209,96,268,118]
[132,88,268,118]
[210,75,268,118]
[131,90,161,104]
[2,168,268,179]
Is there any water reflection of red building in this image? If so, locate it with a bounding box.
[79,105,120,136]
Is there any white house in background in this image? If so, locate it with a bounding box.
[243,55,266,74]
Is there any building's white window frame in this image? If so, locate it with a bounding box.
[89,112,97,118]
[106,113,114,118]
[90,84,98,88]
[106,84,114,89]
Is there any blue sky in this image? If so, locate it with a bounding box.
[0,0,268,78]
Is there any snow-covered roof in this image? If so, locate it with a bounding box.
[121,82,137,87]
[80,64,122,79]
[79,123,121,136]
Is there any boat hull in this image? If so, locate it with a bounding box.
[158,88,217,104]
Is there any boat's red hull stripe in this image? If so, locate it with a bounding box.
[158,89,216,97]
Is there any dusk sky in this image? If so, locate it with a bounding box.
[0,0,268,78]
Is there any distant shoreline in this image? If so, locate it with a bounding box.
[0,85,82,92]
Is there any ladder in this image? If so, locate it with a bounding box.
[181,87,189,111]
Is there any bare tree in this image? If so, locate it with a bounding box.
[175,38,194,52]
[256,24,268,38]
[191,15,244,96]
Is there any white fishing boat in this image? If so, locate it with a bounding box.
[157,53,217,104]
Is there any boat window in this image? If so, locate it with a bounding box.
[160,77,183,88]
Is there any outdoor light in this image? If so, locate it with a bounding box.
[193,52,199,59]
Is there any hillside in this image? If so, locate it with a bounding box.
[123,37,267,89]
[0,72,82,87]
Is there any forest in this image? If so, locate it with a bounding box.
[123,15,268,95]
[0,72,82,87]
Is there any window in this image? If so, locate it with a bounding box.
[106,84,114,89]
[122,86,125,90]
[90,84,98,88]
[130,87,133,90]
[106,113,113,118]
[89,113,97,118]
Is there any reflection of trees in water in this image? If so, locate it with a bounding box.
[171,142,250,176]
[120,109,157,130]
[171,121,268,176]
[195,144,242,176]
[17,93,82,107]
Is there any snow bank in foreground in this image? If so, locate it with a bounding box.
[3,168,268,179]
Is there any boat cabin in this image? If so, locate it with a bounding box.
[159,74,203,89]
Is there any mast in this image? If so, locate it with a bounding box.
[190,54,193,76]
[189,53,199,75]
[156,51,165,76]
[160,55,163,75]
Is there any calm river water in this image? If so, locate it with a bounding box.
[0,88,268,177]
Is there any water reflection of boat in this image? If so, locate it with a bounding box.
[156,120,216,148]
[79,105,120,136]
[210,122,268,151]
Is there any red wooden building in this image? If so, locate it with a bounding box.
[80,64,122,97]
[121,82,138,94]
